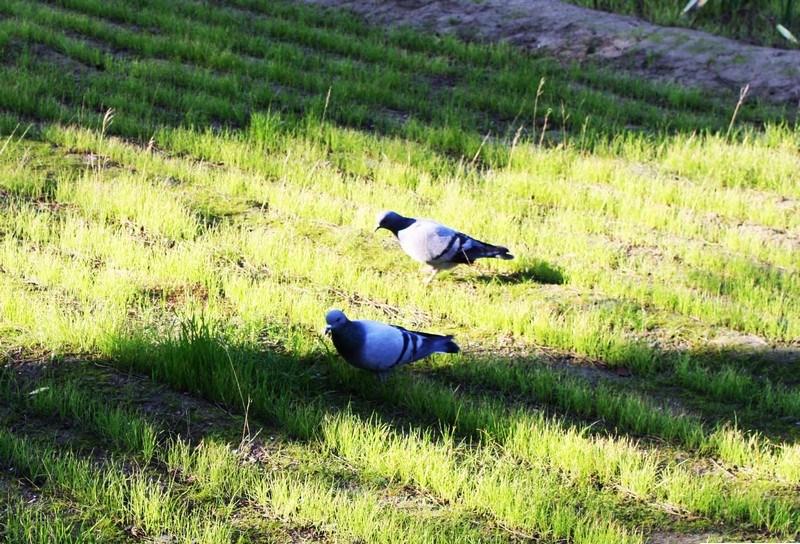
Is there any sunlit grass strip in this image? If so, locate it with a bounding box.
[4,125,800,458]
[320,414,642,544]
[0,429,235,543]
[9,360,636,542]
[1,500,117,544]
[171,439,513,544]
[15,122,800,315]
[48,120,800,276]
[107,313,799,535]
[148,125,800,340]
[148,120,800,242]
[37,123,798,351]
[2,377,507,543]
[61,171,201,241]
[2,368,607,543]
[3,128,799,450]
[324,415,799,537]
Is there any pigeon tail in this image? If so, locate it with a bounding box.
[454,240,514,264]
[421,332,459,355]
[396,328,460,360]
[487,245,514,260]
[437,337,460,354]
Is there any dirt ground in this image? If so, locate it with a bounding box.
[300,0,800,106]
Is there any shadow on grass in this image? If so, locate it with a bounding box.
[472,260,566,285]
[91,311,800,452]
[10,305,796,467]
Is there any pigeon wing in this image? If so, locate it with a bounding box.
[399,220,462,263]
[400,220,512,265]
[355,320,458,371]
[355,320,413,371]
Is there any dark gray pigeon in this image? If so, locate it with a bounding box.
[324,309,459,380]
[375,210,513,283]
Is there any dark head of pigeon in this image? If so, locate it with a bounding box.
[375,211,415,235]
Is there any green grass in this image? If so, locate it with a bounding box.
[1,0,799,541]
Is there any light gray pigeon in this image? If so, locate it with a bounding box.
[324,309,459,380]
[375,210,514,283]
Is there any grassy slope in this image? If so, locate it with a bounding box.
[1,0,799,542]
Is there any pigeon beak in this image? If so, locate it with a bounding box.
[374,225,381,232]
[323,325,332,336]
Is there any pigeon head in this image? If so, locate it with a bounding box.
[374,210,414,235]
[324,309,349,334]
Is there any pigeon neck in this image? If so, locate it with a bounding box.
[331,321,366,363]
[383,216,415,235]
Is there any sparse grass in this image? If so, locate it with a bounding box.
[0,0,799,541]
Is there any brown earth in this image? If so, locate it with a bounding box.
[300,0,800,105]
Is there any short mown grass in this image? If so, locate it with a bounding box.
[1,0,799,542]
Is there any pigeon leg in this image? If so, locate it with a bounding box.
[423,267,439,286]
[376,370,391,383]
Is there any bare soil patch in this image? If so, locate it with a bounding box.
[300,0,800,105]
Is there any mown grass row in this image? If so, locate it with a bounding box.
[0,0,788,151]
[135,0,796,117]
[16,0,754,115]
